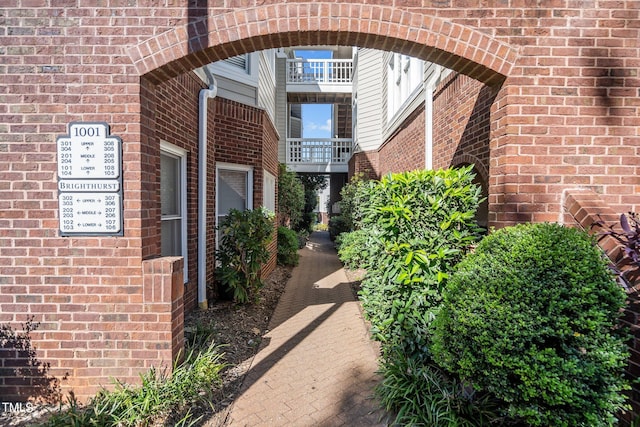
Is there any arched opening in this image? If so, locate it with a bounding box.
[131,4,517,311]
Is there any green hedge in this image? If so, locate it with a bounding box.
[433,223,630,426]
[277,226,299,266]
[356,166,484,360]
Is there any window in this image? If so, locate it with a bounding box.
[387,53,423,121]
[160,141,188,283]
[216,163,253,247]
[223,54,249,72]
[263,170,276,214]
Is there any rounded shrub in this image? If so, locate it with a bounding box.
[433,223,629,426]
[277,226,299,266]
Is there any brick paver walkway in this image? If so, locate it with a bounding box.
[226,231,387,426]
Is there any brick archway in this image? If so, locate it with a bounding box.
[129,2,521,232]
[127,3,518,86]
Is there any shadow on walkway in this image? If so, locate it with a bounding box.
[222,231,387,426]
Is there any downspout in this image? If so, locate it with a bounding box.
[198,71,218,310]
[424,72,439,170]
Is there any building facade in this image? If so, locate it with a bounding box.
[1,1,639,415]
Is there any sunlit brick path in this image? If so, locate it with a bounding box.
[225,231,387,426]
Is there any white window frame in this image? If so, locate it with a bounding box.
[160,140,188,284]
[215,163,254,248]
[263,170,276,214]
[387,53,424,123]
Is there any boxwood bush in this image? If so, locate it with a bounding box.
[433,223,630,426]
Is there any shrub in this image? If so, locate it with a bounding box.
[313,222,328,232]
[433,223,630,426]
[277,226,299,266]
[328,215,350,241]
[357,166,484,360]
[336,229,373,270]
[295,174,327,233]
[216,208,274,304]
[337,172,370,231]
[277,164,304,227]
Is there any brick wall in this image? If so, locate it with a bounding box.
[378,104,426,176]
[348,151,379,180]
[262,104,280,278]
[155,72,208,311]
[212,98,278,292]
[2,0,639,404]
[432,73,495,186]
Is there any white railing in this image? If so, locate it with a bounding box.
[286,138,353,164]
[287,59,353,84]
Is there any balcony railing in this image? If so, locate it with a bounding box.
[287,59,353,84]
[286,138,353,165]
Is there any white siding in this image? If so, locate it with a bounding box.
[258,50,277,124]
[354,49,384,153]
[213,75,258,106]
[275,54,289,163]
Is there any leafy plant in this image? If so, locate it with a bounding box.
[313,222,328,232]
[328,215,350,241]
[433,223,630,426]
[295,174,327,232]
[336,229,373,270]
[277,226,299,266]
[337,172,370,232]
[376,349,504,427]
[39,343,225,427]
[594,212,640,286]
[216,208,275,304]
[356,166,484,360]
[277,164,304,228]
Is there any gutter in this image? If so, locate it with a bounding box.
[197,71,218,310]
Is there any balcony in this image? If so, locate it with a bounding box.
[286,138,352,173]
[286,58,353,103]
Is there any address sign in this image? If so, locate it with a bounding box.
[56,122,123,236]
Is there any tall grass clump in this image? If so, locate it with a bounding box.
[39,342,226,427]
[433,223,630,426]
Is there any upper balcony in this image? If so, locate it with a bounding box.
[286,138,352,173]
[286,58,353,103]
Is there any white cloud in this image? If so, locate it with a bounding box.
[306,119,332,132]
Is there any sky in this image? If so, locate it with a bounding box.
[295,50,333,139]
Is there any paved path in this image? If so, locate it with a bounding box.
[226,231,386,427]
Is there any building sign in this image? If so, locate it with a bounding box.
[56,122,123,236]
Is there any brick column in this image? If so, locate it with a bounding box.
[142,257,185,363]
